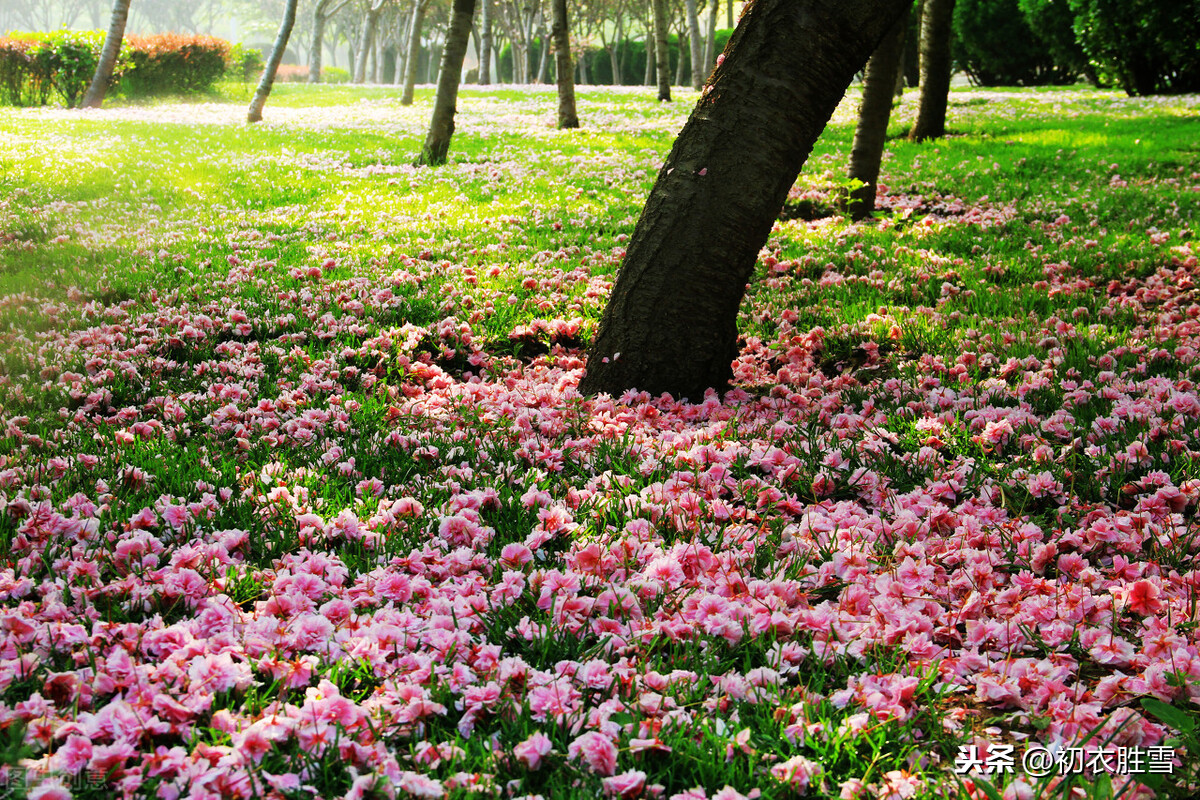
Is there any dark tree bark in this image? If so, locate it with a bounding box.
[846,8,907,220]
[247,0,299,123]
[480,0,493,83]
[578,0,913,400]
[551,0,578,127]
[418,0,478,165]
[651,0,671,100]
[909,0,954,141]
[81,0,131,109]
[401,0,429,104]
[685,0,703,90]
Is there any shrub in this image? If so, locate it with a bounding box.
[321,66,350,84]
[0,30,107,107]
[123,33,230,96]
[953,0,1079,85]
[226,42,264,83]
[1067,0,1200,95]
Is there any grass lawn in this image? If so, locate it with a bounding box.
[0,81,1198,799]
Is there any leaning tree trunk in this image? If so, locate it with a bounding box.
[578,0,913,400]
[651,0,671,100]
[551,0,578,127]
[846,8,907,219]
[703,0,718,75]
[401,0,428,104]
[479,0,493,83]
[909,0,954,141]
[685,0,703,90]
[247,0,299,123]
[418,0,478,165]
[81,0,131,109]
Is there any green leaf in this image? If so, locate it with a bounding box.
[1140,697,1197,734]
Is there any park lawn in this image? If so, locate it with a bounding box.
[0,83,1198,799]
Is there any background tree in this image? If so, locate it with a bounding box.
[81,0,131,109]
[479,0,493,82]
[401,0,431,102]
[953,0,1077,85]
[684,0,702,89]
[1067,0,1200,95]
[551,0,578,126]
[310,0,354,82]
[419,0,477,164]
[247,0,298,121]
[846,8,907,219]
[579,0,913,400]
[650,0,670,100]
[908,0,954,141]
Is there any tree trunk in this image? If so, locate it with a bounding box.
[846,8,907,220]
[81,0,131,109]
[909,0,953,141]
[578,0,913,400]
[675,32,689,85]
[726,0,733,29]
[419,0,478,165]
[551,0,578,126]
[651,0,670,100]
[355,8,382,83]
[383,43,398,83]
[536,21,550,83]
[310,3,327,82]
[644,33,655,85]
[401,0,427,104]
[480,0,493,83]
[685,0,703,90]
[247,0,299,122]
[703,0,718,75]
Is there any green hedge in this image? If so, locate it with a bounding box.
[0,30,234,107]
[0,30,106,107]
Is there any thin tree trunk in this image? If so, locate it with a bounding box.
[846,8,907,219]
[651,0,670,100]
[81,0,131,109]
[726,0,732,29]
[685,0,703,90]
[247,0,299,122]
[644,32,654,85]
[578,0,913,400]
[480,0,493,83]
[909,0,953,141]
[419,0,478,165]
[401,0,427,104]
[536,20,550,83]
[552,0,578,127]
[675,32,689,85]
[703,0,718,73]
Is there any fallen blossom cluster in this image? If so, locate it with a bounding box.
[0,86,1198,800]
